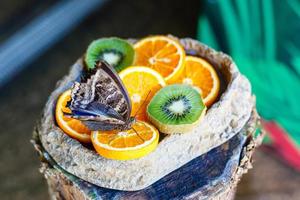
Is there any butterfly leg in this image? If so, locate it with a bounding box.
[132,127,145,142]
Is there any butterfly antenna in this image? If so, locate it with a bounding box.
[133,90,152,118]
[132,127,145,142]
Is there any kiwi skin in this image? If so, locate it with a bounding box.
[147,84,207,134]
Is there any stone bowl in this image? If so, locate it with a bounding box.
[36,37,254,191]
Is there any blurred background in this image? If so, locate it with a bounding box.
[0,0,299,199]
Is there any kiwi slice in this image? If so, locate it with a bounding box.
[147,84,206,134]
[85,37,134,72]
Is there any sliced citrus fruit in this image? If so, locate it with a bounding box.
[55,90,91,143]
[119,66,166,121]
[133,36,185,83]
[91,121,159,160]
[170,56,220,107]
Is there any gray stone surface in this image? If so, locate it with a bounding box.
[38,37,254,191]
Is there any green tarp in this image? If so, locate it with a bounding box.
[197,0,300,147]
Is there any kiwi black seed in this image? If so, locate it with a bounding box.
[147,84,206,134]
[85,38,135,72]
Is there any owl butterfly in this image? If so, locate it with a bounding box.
[66,60,135,131]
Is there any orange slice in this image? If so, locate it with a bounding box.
[91,121,159,160]
[55,90,91,143]
[170,56,220,106]
[133,36,185,83]
[119,66,166,121]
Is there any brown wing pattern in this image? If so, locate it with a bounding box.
[70,61,130,121]
[98,61,132,120]
[93,68,129,120]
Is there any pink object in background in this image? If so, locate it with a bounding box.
[262,120,300,171]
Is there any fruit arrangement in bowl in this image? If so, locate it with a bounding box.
[35,35,255,191]
[55,36,219,160]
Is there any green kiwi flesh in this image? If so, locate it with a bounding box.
[147,84,206,134]
[85,38,134,72]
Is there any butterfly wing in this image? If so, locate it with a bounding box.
[98,61,132,121]
[68,61,131,130]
